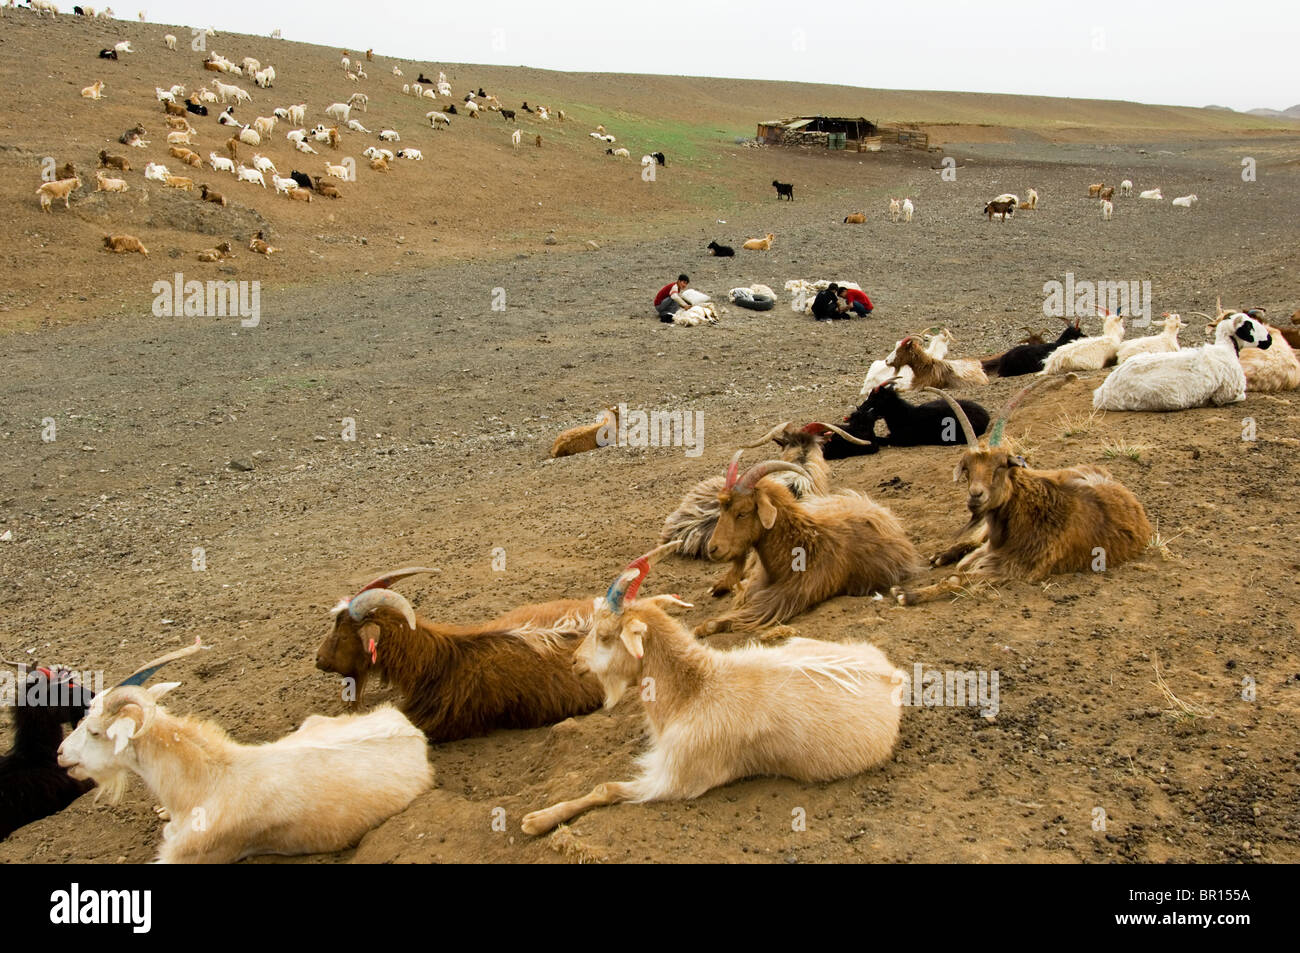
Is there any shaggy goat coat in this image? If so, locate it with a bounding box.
[1042,314,1125,373]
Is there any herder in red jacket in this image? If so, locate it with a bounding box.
[654,274,692,320]
[837,286,874,316]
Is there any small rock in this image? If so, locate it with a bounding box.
[228,459,254,472]
[585,240,599,250]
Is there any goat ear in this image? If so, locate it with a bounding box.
[952,461,965,483]
[619,618,647,660]
[106,715,136,754]
[756,491,779,530]
[148,681,180,700]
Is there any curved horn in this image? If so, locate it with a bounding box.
[741,421,793,449]
[116,637,204,688]
[804,421,873,445]
[347,588,417,631]
[723,449,745,490]
[988,374,1076,446]
[101,685,157,740]
[605,541,680,614]
[1184,311,1213,321]
[918,388,979,447]
[736,460,812,492]
[355,566,438,595]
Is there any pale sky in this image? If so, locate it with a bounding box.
[137,0,1295,113]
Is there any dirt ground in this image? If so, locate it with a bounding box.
[2,10,1299,864]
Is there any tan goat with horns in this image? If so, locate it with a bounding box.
[891,380,1152,605]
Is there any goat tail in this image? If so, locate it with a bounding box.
[660,476,724,559]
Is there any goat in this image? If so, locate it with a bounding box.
[35,176,80,212]
[1093,313,1274,411]
[198,184,226,206]
[1171,194,1198,208]
[196,240,235,262]
[984,199,1015,221]
[103,233,148,255]
[902,198,914,222]
[1,665,95,840]
[249,231,278,255]
[57,640,432,863]
[1139,188,1163,200]
[696,454,920,635]
[651,151,665,166]
[706,240,734,257]
[184,98,208,116]
[314,178,342,198]
[862,328,953,392]
[98,48,118,60]
[520,546,902,836]
[315,568,604,740]
[236,165,266,187]
[1120,179,1133,196]
[1101,199,1113,220]
[550,406,619,458]
[163,174,194,191]
[825,381,991,457]
[843,212,866,224]
[984,318,1084,377]
[164,33,176,50]
[1088,182,1105,197]
[80,80,104,100]
[889,198,902,222]
[772,180,794,201]
[1041,312,1125,373]
[98,149,130,171]
[743,233,775,251]
[1099,186,1115,201]
[660,421,870,595]
[1116,313,1185,364]
[94,170,128,192]
[893,382,1150,605]
[501,108,516,122]
[886,335,988,389]
[208,152,235,173]
[1026,188,1039,208]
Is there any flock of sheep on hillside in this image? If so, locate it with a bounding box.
[7,5,1300,864]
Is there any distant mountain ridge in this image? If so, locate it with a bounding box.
[1208,104,1300,120]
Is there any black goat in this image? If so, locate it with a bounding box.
[446,104,458,115]
[821,382,991,458]
[521,101,533,112]
[289,170,314,190]
[651,151,666,166]
[418,73,434,84]
[773,180,794,201]
[185,99,208,116]
[501,109,516,122]
[706,240,734,257]
[984,199,1015,220]
[74,5,87,14]
[98,48,119,60]
[1,667,94,840]
[987,321,1084,377]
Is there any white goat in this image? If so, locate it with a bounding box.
[1139,188,1163,200]
[1041,313,1125,373]
[1092,313,1274,411]
[272,174,297,195]
[519,551,902,836]
[395,148,422,160]
[378,129,399,142]
[426,111,451,128]
[144,162,170,182]
[208,152,235,173]
[1120,179,1133,197]
[325,102,351,123]
[236,165,266,187]
[114,40,134,53]
[346,119,370,133]
[56,642,431,864]
[1171,194,1198,208]
[1100,199,1113,220]
[251,153,277,175]
[1116,313,1184,364]
[511,128,521,147]
[288,103,306,125]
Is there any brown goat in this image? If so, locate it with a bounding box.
[1088,182,1105,197]
[55,161,77,181]
[98,150,130,172]
[225,137,240,159]
[103,234,149,255]
[660,421,871,596]
[314,568,605,741]
[1099,186,1115,200]
[887,335,989,389]
[164,100,186,116]
[550,405,618,458]
[696,456,920,636]
[892,384,1151,605]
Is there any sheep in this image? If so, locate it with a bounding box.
[426,111,451,128]
[892,383,1151,605]
[168,146,202,166]
[519,546,903,836]
[1172,194,1198,208]
[1100,199,1113,220]
[163,174,193,191]
[889,198,901,222]
[241,56,260,75]
[289,170,313,190]
[902,198,914,221]
[56,640,432,864]
[392,65,403,76]
[208,153,235,173]
[396,148,422,160]
[340,55,350,71]
[369,155,390,172]
[346,119,370,133]
[550,406,619,458]
[1117,179,1133,197]
[237,124,261,146]
[32,0,60,16]
[272,174,298,194]
[1,664,95,840]
[314,568,604,740]
[98,150,130,172]
[198,184,226,206]
[80,80,104,100]
[825,381,992,457]
[94,171,128,192]
[103,233,148,255]
[144,162,170,182]
[651,151,665,165]
[861,329,954,393]
[197,88,218,104]
[1088,182,1105,197]
[984,198,1015,221]
[843,212,866,224]
[294,138,318,155]
[164,33,176,50]
[501,108,516,121]
[308,122,335,147]
[236,165,266,187]
[35,176,80,212]
[325,102,351,123]
[361,146,393,162]
[742,233,774,251]
[886,335,989,390]
[1041,312,1125,373]
[535,134,543,148]
[1116,313,1185,364]
[984,319,1084,377]
[1139,188,1163,200]
[772,180,794,201]
[671,302,721,327]
[1092,313,1274,411]
[706,240,734,257]
[696,454,920,636]
[156,86,176,103]
[212,80,250,104]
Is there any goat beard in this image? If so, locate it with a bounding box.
[89,767,131,806]
[596,670,635,711]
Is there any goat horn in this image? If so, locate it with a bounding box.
[918,389,979,447]
[736,460,812,492]
[988,374,1077,446]
[116,636,204,688]
[101,684,157,740]
[741,421,793,449]
[605,541,680,613]
[1184,311,1212,321]
[347,588,417,631]
[804,421,873,445]
[723,449,745,490]
[355,566,438,595]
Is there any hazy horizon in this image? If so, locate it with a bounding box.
[114,0,1296,113]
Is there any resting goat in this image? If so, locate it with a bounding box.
[824,381,991,457]
[550,406,618,458]
[1040,311,1125,373]
[696,454,920,635]
[57,640,432,864]
[520,545,902,835]
[862,328,953,393]
[315,568,604,741]
[886,334,988,389]
[1115,313,1185,364]
[1,665,94,840]
[893,383,1151,605]
[983,318,1084,377]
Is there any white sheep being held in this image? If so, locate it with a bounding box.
[55,640,432,863]
[519,547,902,836]
[1091,313,1273,411]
